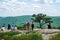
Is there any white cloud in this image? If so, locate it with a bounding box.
[32,4,40,8]
[15,1,27,5]
[44,0,54,4]
[44,0,49,3]
[33,0,40,2]
[49,0,53,3]
[0,0,30,17]
[0,0,60,17]
[56,0,60,3]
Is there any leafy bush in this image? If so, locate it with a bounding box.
[52,27,58,29]
[52,26,60,29]
[17,26,26,30]
[57,26,60,29]
[49,33,60,40]
[17,23,26,30]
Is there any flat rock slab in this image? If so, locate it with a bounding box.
[42,33,58,40]
[34,29,60,40]
[34,29,60,34]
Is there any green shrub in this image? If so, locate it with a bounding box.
[57,26,60,29]
[17,23,26,30]
[0,31,21,39]
[12,33,43,40]
[3,36,12,40]
[52,27,56,29]
[0,31,43,40]
[52,26,60,29]
[49,33,60,40]
[17,26,26,30]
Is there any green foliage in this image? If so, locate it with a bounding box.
[3,36,12,40]
[0,31,21,39]
[0,31,43,40]
[57,26,60,29]
[0,15,60,29]
[17,23,26,30]
[49,33,60,40]
[17,26,26,30]
[5,33,43,40]
[22,23,26,29]
[43,18,53,24]
[52,27,57,29]
[52,26,60,29]
[32,13,52,28]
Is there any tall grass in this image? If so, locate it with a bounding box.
[0,31,21,39]
[49,33,60,40]
[0,31,43,40]
[4,33,43,40]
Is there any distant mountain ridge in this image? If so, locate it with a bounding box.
[0,15,60,28]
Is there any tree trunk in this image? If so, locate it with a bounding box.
[38,20,42,28]
[39,22,42,28]
[49,23,51,25]
[40,24,42,28]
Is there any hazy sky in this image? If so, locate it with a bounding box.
[0,0,60,17]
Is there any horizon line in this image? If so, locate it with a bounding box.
[0,15,60,18]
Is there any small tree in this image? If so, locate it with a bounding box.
[31,13,53,28]
[44,18,53,25]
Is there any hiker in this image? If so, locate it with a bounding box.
[26,21,30,32]
[15,25,17,30]
[1,24,5,31]
[48,24,51,29]
[46,24,48,29]
[11,25,15,31]
[8,24,11,30]
[31,22,34,31]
